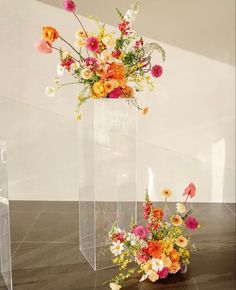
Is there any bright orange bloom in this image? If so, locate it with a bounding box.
[108,62,126,80]
[148,240,162,258]
[170,249,180,263]
[42,26,59,42]
[153,208,164,220]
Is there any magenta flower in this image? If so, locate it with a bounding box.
[86,37,99,52]
[63,0,76,12]
[132,225,148,239]
[85,57,98,71]
[109,87,122,98]
[183,182,196,198]
[151,65,163,78]
[158,267,169,279]
[185,216,199,231]
[34,40,52,54]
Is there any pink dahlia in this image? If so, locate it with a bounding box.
[34,40,52,54]
[63,0,76,12]
[158,267,169,279]
[132,225,148,239]
[185,216,199,231]
[151,65,163,78]
[183,182,196,198]
[109,87,122,98]
[86,37,99,52]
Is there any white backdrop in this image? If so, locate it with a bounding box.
[0,0,235,202]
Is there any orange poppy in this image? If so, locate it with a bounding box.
[42,26,59,42]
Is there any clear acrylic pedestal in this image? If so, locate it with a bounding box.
[78,99,137,270]
[0,139,13,289]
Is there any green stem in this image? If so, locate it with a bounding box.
[72,12,89,38]
[58,81,80,89]
[59,35,85,61]
[49,43,80,64]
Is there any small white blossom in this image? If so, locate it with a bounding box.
[56,63,64,77]
[110,240,124,256]
[110,283,122,290]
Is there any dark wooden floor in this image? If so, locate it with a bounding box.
[0,202,235,290]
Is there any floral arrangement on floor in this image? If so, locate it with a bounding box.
[35,0,165,120]
[108,183,199,290]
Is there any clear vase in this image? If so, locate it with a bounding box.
[0,138,13,290]
[78,99,137,270]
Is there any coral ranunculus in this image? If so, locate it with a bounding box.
[42,26,59,43]
[170,249,180,263]
[169,262,181,274]
[34,40,52,54]
[63,0,76,12]
[170,215,183,226]
[148,241,162,258]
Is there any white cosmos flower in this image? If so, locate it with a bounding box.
[45,86,56,97]
[151,258,164,272]
[56,63,64,77]
[110,240,124,256]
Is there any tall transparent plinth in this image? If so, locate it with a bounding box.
[78,99,137,270]
[0,139,13,290]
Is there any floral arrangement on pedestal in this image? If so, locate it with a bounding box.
[35,0,165,120]
[108,183,199,290]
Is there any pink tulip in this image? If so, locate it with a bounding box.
[63,0,76,12]
[34,40,52,54]
[183,182,196,198]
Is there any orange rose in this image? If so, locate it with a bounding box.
[42,26,59,42]
[148,240,162,258]
[108,62,126,80]
[153,208,164,220]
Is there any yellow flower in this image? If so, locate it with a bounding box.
[142,261,152,273]
[162,241,173,255]
[143,107,149,115]
[148,270,159,282]
[93,81,106,98]
[162,188,173,198]
[75,30,87,39]
[176,236,188,248]
[81,68,93,80]
[110,283,121,290]
[170,215,183,226]
[176,202,186,214]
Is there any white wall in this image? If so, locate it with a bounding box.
[0,0,235,202]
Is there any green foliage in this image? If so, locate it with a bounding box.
[116,8,124,20]
[124,52,137,66]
